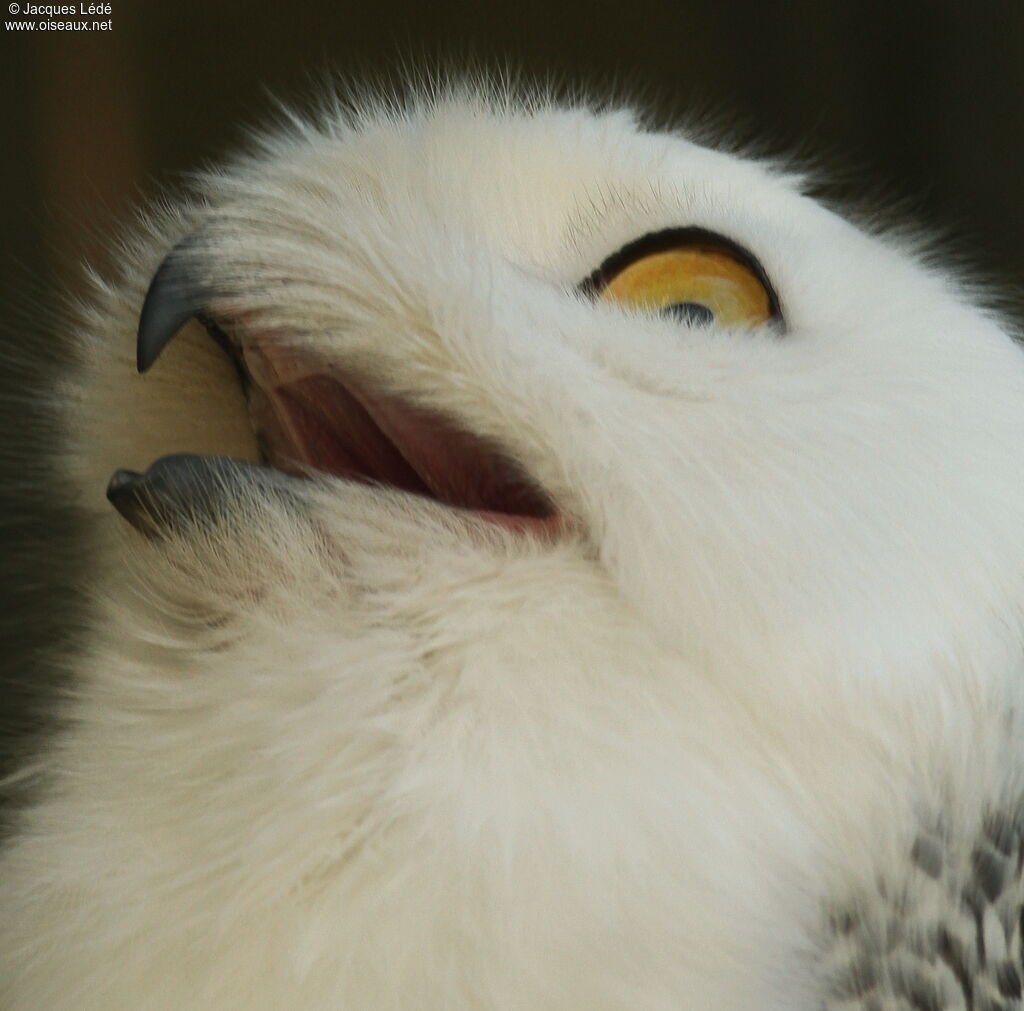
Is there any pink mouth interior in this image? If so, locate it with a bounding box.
[241,342,560,534]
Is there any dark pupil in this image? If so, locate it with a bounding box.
[663,301,714,327]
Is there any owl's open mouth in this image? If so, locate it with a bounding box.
[233,331,559,533]
[126,245,559,535]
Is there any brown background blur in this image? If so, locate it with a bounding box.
[1,0,1023,786]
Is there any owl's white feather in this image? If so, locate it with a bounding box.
[3,83,1024,1010]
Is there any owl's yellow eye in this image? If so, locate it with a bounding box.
[582,228,781,329]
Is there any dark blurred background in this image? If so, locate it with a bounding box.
[5,1,1024,303]
[1,0,1023,793]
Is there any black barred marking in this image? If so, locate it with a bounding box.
[823,805,1024,1010]
[997,961,1022,998]
[974,846,1009,904]
[912,835,944,880]
[830,957,878,1001]
[938,926,973,1004]
[986,813,1018,857]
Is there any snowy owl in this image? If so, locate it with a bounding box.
[3,82,1024,1011]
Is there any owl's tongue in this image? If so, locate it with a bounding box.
[242,341,557,530]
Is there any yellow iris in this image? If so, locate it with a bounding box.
[598,245,774,328]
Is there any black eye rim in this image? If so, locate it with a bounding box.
[578,226,784,327]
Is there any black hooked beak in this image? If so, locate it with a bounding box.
[136,236,231,373]
[115,240,265,537]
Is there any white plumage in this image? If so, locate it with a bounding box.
[3,82,1024,1010]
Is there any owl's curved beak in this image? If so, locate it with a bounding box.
[129,237,561,537]
[106,454,297,538]
[136,237,217,373]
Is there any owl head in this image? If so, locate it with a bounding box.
[8,84,1024,1009]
